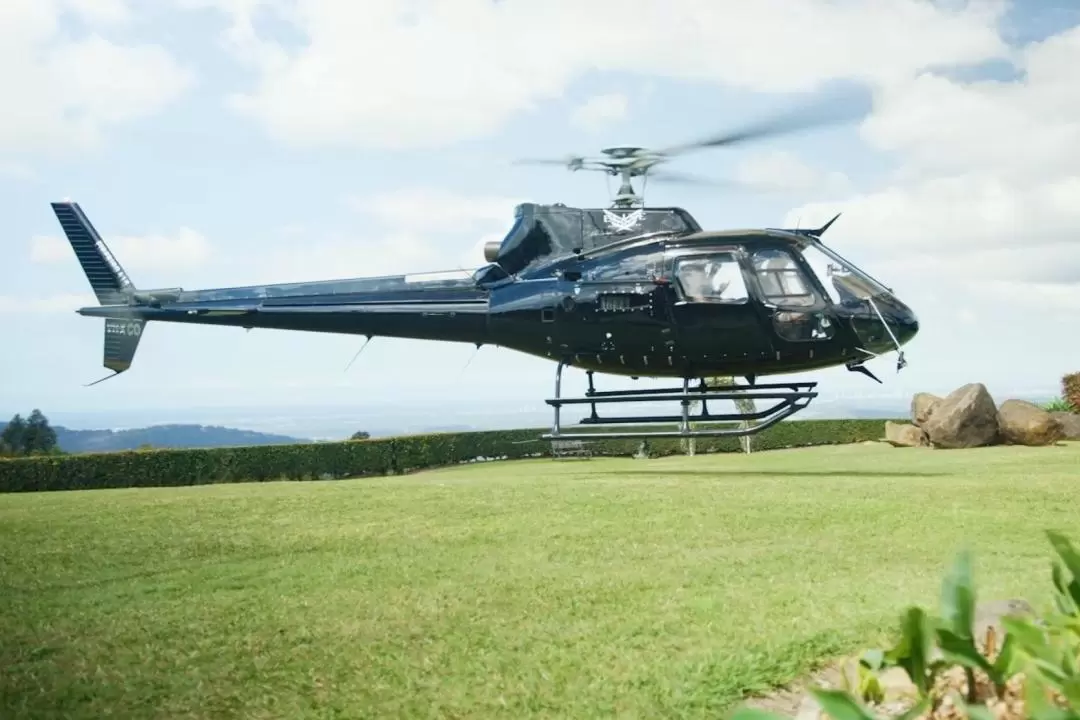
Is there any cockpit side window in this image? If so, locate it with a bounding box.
[751,248,817,307]
[674,252,748,304]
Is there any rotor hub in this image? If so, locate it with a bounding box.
[513,91,865,210]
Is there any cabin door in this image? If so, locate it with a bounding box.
[744,247,839,359]
[665,247,772,375]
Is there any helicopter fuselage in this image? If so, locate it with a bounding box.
[482,228,917,378]
[57,200,917,385]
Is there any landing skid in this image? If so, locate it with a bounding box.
[542,362,819,440]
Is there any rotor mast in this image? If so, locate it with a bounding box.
[512,89,867,209]
[604,147,650,208]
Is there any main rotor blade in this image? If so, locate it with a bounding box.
[645,170,739,187]
[511,156,584,169]
[644,170,808,196]
[656,86,869,157]
[512,157,576,165]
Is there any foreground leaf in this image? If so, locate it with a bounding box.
[1048,532,1080,592]
[937,627,997,679]
[809,689,878,720]
[956,697,996,720]
[1052,562,1080,615]
[941,549,977,640]
[729,709,792,720]
[885,607,935,696]
[993,634,1018,690]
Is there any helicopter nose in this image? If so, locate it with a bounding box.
[842,293,918,354]
[891,298,919,346]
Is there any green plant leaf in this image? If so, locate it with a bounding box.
[956,696,997,720]
[1060,676,1080,709]
[1021,665,1080,720]
[884,607,934,696]
[808,689,878,720]
[893,697,930,720]
[729,709,793,720]
[857,664,884,705]
[993,633,1018,685]
[1048,532,1080,588]
[1051,563,1079,616]
[937,627,998,681]
[1003,616,1053,660]
[1035,659,1071,687]
[941,549,977,640]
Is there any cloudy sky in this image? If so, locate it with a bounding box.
[2,0,1078,422]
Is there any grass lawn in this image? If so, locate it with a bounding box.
[2,442,1079,719]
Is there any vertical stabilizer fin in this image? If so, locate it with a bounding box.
[50,201,135,305]
[51,200,146,381]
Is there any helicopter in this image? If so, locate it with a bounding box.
[51,100,918,441]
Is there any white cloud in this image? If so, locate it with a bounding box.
[30,228,213,272]
[347,187,522,233]
[734,150,852,195]
[570,93,629,133]
[0,0,193,155]
[177,0,1008,149]
[783,22,1080,305]
[64,0,131,26]
[0,162,35,180]
[0,293,96,314]
[249,188,522,282]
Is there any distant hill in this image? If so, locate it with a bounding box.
[53,424,308,453]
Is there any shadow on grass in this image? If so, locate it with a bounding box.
[590,469,949,478]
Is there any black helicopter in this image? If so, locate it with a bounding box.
[52,102,917,441]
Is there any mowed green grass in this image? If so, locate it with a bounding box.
[2,443,1079,719]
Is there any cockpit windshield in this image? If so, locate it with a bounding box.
[796,239,896,306]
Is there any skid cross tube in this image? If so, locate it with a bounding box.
[542,362,819,440]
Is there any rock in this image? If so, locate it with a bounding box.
[794,693,823,720]
[911,392,942,427]
[884,421,928,447]
[998,400,1065,446]
[974,598,1036,650]
[1052,412,1080,440]
[877,667,919,702]
[924,383,1000,448]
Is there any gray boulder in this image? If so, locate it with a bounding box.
[998,399,1065,446]
[924,383,1000,448]
[1052,412,1080,440]
[884,421,928,447]
[910,392,942,428]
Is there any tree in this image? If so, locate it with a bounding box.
[21,409,58,455]
[0,414,26,456]
[350,431,371,441]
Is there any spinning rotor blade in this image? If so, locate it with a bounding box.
[656,88,868,157]
[513,157,576,165]
[645,170,739,187]
[644,170,808,196]
[512,155,586,170]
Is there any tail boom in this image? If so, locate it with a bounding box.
[77,298,491,343]
[54,199,498,382]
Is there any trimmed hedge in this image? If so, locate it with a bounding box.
[0,419,897,493]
